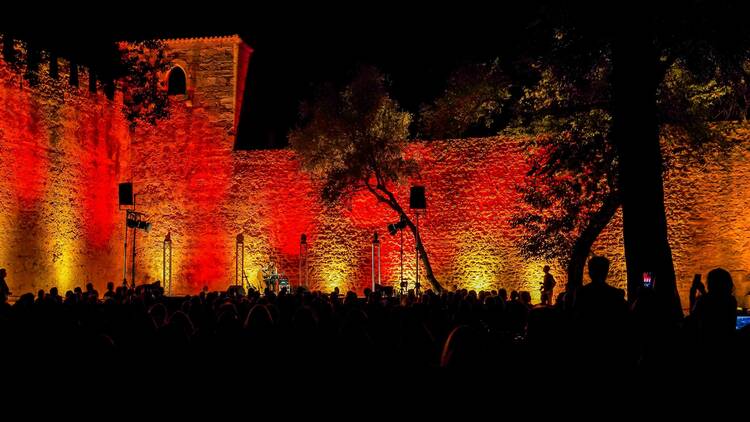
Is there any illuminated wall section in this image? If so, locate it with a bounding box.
[1,34,750,307]
[129,36,251,292]
[659,130,750,307]
[0,40,130,294]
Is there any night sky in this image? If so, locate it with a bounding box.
[1,3,557,148]
[3,2,728,148]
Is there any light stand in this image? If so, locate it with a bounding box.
[118,183,151,289]
[122,213,129,286]
[163,232,172,295]
[414,210,424,297]
[236,233,244,287]
[400,228,406,296]
[131,194,137,287]
[299,233,308,289]
[371,232,381,292]
[410,186,427,297]
[388,218,407,297]
[119,182,134,286]
[125,205,151,287]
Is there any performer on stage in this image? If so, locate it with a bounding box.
[262,257,279,292]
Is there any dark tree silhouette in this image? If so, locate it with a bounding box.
[602,2,750,316]
[289,66,443,292]
[421,53,618,292]
[511,111,619,292]
[420,1,750,315]
[118,39,172,128]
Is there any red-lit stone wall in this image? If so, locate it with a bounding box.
[1,35,750,308]
[0,39,131,294]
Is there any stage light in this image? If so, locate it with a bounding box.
[126,211,151,232]
[387,218,406,236]
[138,221,152,232]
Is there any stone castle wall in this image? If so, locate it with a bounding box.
[1,35,750,308]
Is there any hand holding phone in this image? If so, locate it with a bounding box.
[691,274,705,294]
[642,272,654,289]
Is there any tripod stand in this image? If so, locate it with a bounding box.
[398,228,407,297]
[388,216,408,297]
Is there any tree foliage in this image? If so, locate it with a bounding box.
[509,51,620,288]
[421,22,749,290]
[421,47,618,285]
[290,66,443,292]
[511,110,616,264]
[418,60,512,139]
[290,66,415,203]
[118,40,171,128]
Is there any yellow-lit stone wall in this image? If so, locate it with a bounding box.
[661,129,750,308]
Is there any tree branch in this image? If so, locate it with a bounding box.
[521,99,612,120]
[364,178,392,205]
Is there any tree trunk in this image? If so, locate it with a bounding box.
[402,214,442,293]
[371,183,444,293]
[566,192,621,291]
[611,25,682,318]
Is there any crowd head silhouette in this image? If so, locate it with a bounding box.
[0,257,747,380]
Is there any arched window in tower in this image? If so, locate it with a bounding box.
[167,66,187,96]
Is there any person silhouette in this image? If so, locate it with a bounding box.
[263,257,279,292]
[692,268,737,343]
[49,287,60,303]
[572,255,628,372]
[104,281,116,300]
[574,256,627,321]
[85,282,99,302]
[0,268,10,297]
[688,274,706,314]
[540,265,556,306]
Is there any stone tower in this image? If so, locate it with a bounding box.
[162,35,253,142]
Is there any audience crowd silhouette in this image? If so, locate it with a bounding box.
[0,256,747,381]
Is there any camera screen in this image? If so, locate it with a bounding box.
[737,316,750,331]
[642,272,654,288]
